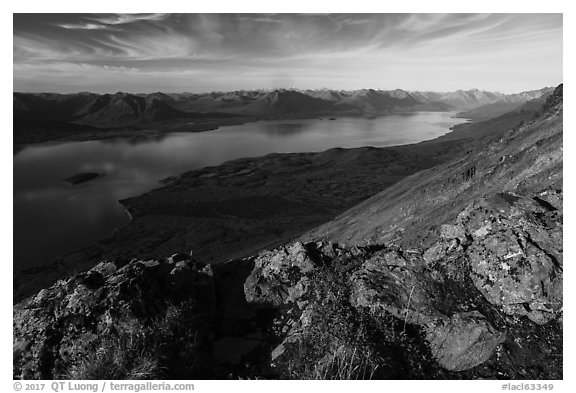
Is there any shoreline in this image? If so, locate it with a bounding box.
[13,116,252,152]
[14,109,463,152]
[13,111,478,302]
[14,144,471,303]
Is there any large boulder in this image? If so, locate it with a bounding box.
[349,252,442,325]
[349,247,504,372]
[244,242,316,308]
[425,311,505,371]
[460,192,563,324]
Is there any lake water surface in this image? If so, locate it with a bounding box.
[14,112,468,270]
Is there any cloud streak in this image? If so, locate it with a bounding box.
[13,13,562,93]
[58,23,109,30]
[88,13,170,25]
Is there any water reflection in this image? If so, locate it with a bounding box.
[257,123,311,137]
[13,113,467,271]
[100,133,170,147]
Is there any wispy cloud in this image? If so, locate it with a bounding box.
[56,14,169,31]
[88,13,169,25]
[13,13,562,93]
[58,22,109,30]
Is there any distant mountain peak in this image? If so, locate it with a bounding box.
[14,85,558,127]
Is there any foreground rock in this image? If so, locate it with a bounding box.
[244,242,316,308]
[241,214,561,378]
[463,192,563,325]
[425,312,505,371]
[14,232,562,379]
[13,257,216,379]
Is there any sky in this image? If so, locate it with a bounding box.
[13,13,563,94]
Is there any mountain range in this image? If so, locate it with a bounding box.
[14,87,554,133]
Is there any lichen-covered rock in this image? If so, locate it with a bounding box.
[349,253,441,325]
[381,250,408,267]
[13,259,214,380]
[425,311,505,371]
[468,234,560,323]
[346,247,508,373]
[244,242,316,307]
[460,192,563,324]
[90,261,117,277]
[423,243,447,265]
[440,224,467,242]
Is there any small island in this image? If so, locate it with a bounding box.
[63,172,102,185]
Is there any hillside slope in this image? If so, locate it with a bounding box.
[303,85,562,249]
[457,87,554,121]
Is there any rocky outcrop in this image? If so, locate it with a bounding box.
[13,257,215,379]
[425,311,505,371]
[244,242,316,308]
[344,245,507,372]
[463,192,563,325]
[240,187,562,375]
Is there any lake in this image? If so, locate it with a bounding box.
[13,112,468,271]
